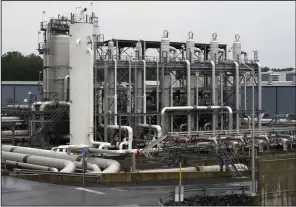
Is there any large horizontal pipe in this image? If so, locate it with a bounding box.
[2,117,21,120]
[137,124,162,140]
[4,160,58,172]
[105,125,133,150]
[2,145,119,173]
[5,105,30,109]
[161,106,233,135]
[138,167,197,173]
[1,130,29,136]
[2,151,76,173]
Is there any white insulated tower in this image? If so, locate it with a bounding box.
[69,22,94,146]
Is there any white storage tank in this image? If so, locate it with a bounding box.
[160,30,170,63]
[186,32,195,62]
[69,22,94,146]
[49,35,70,101]
[232,34,241,61]
[210,33,219,62]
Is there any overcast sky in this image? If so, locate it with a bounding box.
[2,1,295,68]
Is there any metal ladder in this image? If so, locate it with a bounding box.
[217,143,243,177]
[27,105,68,148]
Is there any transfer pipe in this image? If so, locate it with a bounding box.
[137,124,162,140]
[195,73,199,130]
[243,74,247,111]
[210,61,217,130]
[6,105,30,109]
[220,73,224,131]
[241,51,248,62]
[233,61,240,132]
[161,106,233,135]
[256,62,262,129]
[105,125,133,150]
[2,116,21,120]
[218,49,225,61]
[141,60,147,123]
[2,145,120,173]
[64,75,70,101]
[4,160,59,172]
[2,151,76,173]
[31,102,42,111]
[194,47,203,61]
[184,60,191,135]
[169,46,178,58]
[138,167,197,173]
[1,130,29,136]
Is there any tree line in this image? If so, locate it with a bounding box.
[1,51,43,81]
[1,51,295,81]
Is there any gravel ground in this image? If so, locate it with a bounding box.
[165,194,254,206]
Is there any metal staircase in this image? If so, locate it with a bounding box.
[141,135,168,158]
[217,143,243,177]
[27,104,68,149]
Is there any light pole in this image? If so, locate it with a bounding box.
[243,62,256,195]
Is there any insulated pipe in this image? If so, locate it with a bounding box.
[106,125,133,150]
[2,145,119,173]
[210,61,217,130]
[113,59,118,125]
[241,51,248,62]
[5,160,59,172]
[243,74,247,111]
[141,60,147,123]
[220,73,224,131]
[46,68,50,99]
[2,117,21,120]
[170,73,174,131]
[73,161,101,173]
[169,46,178,58]
[218,49,225,61]
[2,151,76,173]
[155,61,160,115]
[184,60,191,135]
[6,105,30,109]
[138,167,197,173]
[119,139,128,150]
[137,124,162,140]
[233,61,240,132]
[194,47,203,61]
[31,102,42,111]
[256,62,262,129]
[195,73,199,131]
[64,75,70,101]
[161,106,233,135]
[1,130,29,136]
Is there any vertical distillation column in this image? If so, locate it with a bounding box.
[69,21,94,146]
[160,30,171,133]
[103,40,116,142]
[186,32,202,131]
[51,34,70,101]
[134,41,144,122]
[232,34,242,131]
[209,33,218,131]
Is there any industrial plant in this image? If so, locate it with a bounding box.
[1,6,296,200]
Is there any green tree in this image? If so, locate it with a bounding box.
[1,51,43,81]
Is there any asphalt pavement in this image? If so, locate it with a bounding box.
[1,176,251,206]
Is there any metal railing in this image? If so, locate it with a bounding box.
[158,185,249,206]
[258,189,296,206]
